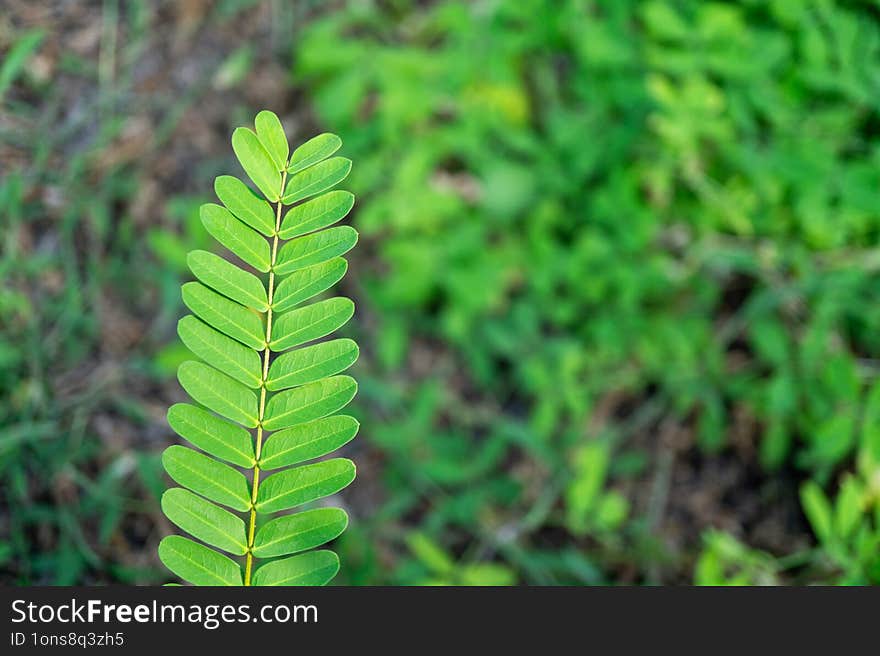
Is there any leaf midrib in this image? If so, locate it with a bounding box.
[243,163,289,586]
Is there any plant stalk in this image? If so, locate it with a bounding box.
[244,171,287,585]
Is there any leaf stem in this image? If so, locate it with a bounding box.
[244,173,287,585]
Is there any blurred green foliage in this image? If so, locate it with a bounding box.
[293,0,880,584]
[2,0,880,585]
[1,3,206,584]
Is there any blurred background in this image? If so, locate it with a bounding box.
[2,0,880,586]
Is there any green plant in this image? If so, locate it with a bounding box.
[562,441,629,538]
[403,533,516,585]
[798,387,880,584]
[292,0,880,585]
[6,0,880,588]
[800,476,880,584]
[694,531,780,586]
[157,110,359,586]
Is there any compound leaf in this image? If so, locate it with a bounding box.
[255,458,356,513]
[162,112,357,587]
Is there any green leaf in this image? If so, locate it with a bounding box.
[162,488,248,555]
[200,203,271,272]
[287,133,342,175]
[253,508,348,558]
[801,481,834,544]
[255,458,356,513]
[259,415,359,471]
[279,190,354,240]
[281,157,351,205]
[178,316,263,388]
[252,550,339,586]
[274,227,358,277]
[460,563,516,586]
[182,282,266,350]
[188,250,268,311]
[270,297,354,352]
[272,258,347,314]
[167,403,255,468]
[266,338,358,390]
[262,375,357,431]
[407,533,455,575]
[214,175,276,236]
[161,120,358,586]
[255,110,289,172]
[162,446,251,512]
[232,127,282,201]
[177,360,259,427]
[158,536,243,586]
[834,476,864,539]
[0,29,44,102]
